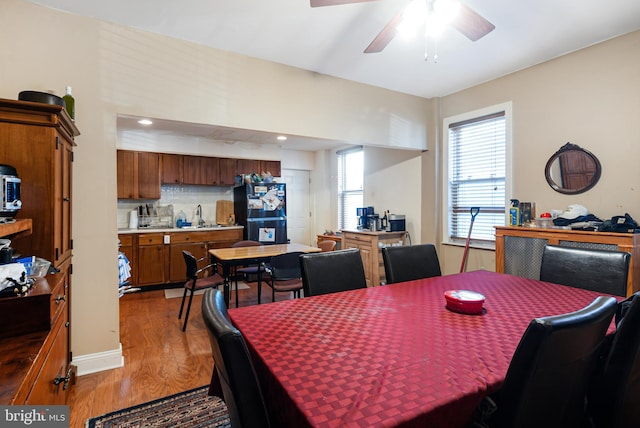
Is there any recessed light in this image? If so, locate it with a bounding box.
[138,119,153,125]
[277,135,287,141]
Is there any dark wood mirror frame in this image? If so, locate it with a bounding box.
[545,143,601,195]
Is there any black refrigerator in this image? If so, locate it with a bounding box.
[234,182,287,244]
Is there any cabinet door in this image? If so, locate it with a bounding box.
[236,159,260,175]
[260,160,281,177]
[137,152,160,199]
[182,155,203,185]
[201,157,220,185]
[137,245,165,285]
[117,150,136,199]
[54,135,73,264]
[161,153,183,184]
[218,158,237,185]
[118,235,137,286]
[169,242,207,282]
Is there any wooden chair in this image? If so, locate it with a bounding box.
[381,243,441,284]
[477,296,618,428]
[179,251,224,331]
[540,245,630,296]
[588,292,640,428]
[300,248,367,296]
[232,240,265,306]
[263,252,304,302]
[318,240,336,252]
[201,289,272,428]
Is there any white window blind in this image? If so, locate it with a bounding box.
[338,147,363,230]
[448,112,506,243]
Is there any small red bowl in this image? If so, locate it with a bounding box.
[444,290,486,315]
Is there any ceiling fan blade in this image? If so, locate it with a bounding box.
[451,3,495,41]
[364,11,404,53]
[310,0,379,7]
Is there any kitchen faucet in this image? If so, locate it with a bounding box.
[196,204,204,227]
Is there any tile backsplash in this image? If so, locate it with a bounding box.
[117,184,234,229]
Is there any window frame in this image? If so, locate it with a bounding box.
[337,146,364,231]
[442,102,513,248]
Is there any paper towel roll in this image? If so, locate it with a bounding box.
[129,209,139,229]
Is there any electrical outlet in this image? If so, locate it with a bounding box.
[163,235,170,244]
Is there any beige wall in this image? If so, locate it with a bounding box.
[431,30,640,274]
[1,0,428,368]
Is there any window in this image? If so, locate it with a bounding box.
[338,147,363,230]
[443,103,512,245]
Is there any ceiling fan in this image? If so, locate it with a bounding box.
[310,0,495,53]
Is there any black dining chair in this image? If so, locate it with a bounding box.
[263,252,305,302]
[232,240,266,307]
[381,243,441,284]
[300,248,367,296]
[539,245,630,297]
[476,296,618,428]
[588,292,640,428]
[201,288,272,428]
[179,250,224,331]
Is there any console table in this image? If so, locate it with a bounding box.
[495,226,640,296]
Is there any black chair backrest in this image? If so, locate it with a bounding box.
[300,248,367,296]
[540,245,630,297]
[182,250,198,280]
[382,244,441,284]
[269,252,304,280]
[201,289,271,428]
[589,292,640,428]
[493,296,618,428]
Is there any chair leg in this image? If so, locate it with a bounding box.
[258,269,262,304]
[182,290,194,331]
[178,287,189,319]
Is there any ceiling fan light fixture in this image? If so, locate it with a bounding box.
[433,0,460,24]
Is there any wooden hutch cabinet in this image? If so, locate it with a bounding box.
[341,230,407,287]
[0,98,79,404]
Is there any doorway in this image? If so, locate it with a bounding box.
[282,169,311,245]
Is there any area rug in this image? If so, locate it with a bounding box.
[86,385,230,428]
[164,282,249,299]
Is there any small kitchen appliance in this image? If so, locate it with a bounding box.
[356,207,368,230]
[0,164,22,219]
[387,214,406,232]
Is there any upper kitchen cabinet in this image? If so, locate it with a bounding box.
[161,153,183,184]
[117,150,161,199]
[218,158,237,185]
[236,159,281,177]
[183,155,221,185]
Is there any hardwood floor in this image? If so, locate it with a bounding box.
[68,281,290,428]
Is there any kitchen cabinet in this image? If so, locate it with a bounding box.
[161,153,183,184]
[236,159,281,177]
[201,156,221,185]
[116,150,161,199]
[0,98,78,404]
[218,158,237,185]
[495,226,640,296]
[260,160,281,177]
[120,227,243,287]
[341,230,407,287]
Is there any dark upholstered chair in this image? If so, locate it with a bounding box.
[179,251,224,331]
[540,245,630,297]
[300,248,367,297]
[480,296,617,428]
[201,289,271,428]
[318,240,336,252]
[588,292,640,428]
[381,243,441,284]
[232,240,265,307]
[263,252,304,302]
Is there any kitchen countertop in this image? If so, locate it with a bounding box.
[117,225,244,234]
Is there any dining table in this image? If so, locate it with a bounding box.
[222,269,619,428]
[209,242,321,307]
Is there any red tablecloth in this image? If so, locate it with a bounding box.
[227,270,616,428]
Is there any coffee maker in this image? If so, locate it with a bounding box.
[356,207,368,230]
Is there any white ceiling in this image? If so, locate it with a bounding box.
[29,0,640,150]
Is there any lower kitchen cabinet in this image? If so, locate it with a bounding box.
[341,230,407,287]
[119,228,242,287]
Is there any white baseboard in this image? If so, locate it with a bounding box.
[72,343,124,376]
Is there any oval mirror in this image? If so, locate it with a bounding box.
[545,143,601,194]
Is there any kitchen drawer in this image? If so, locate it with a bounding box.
[48,267,68,325]
[138,233,164,245]
[170,232,203,244]
[118,234,133,246]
